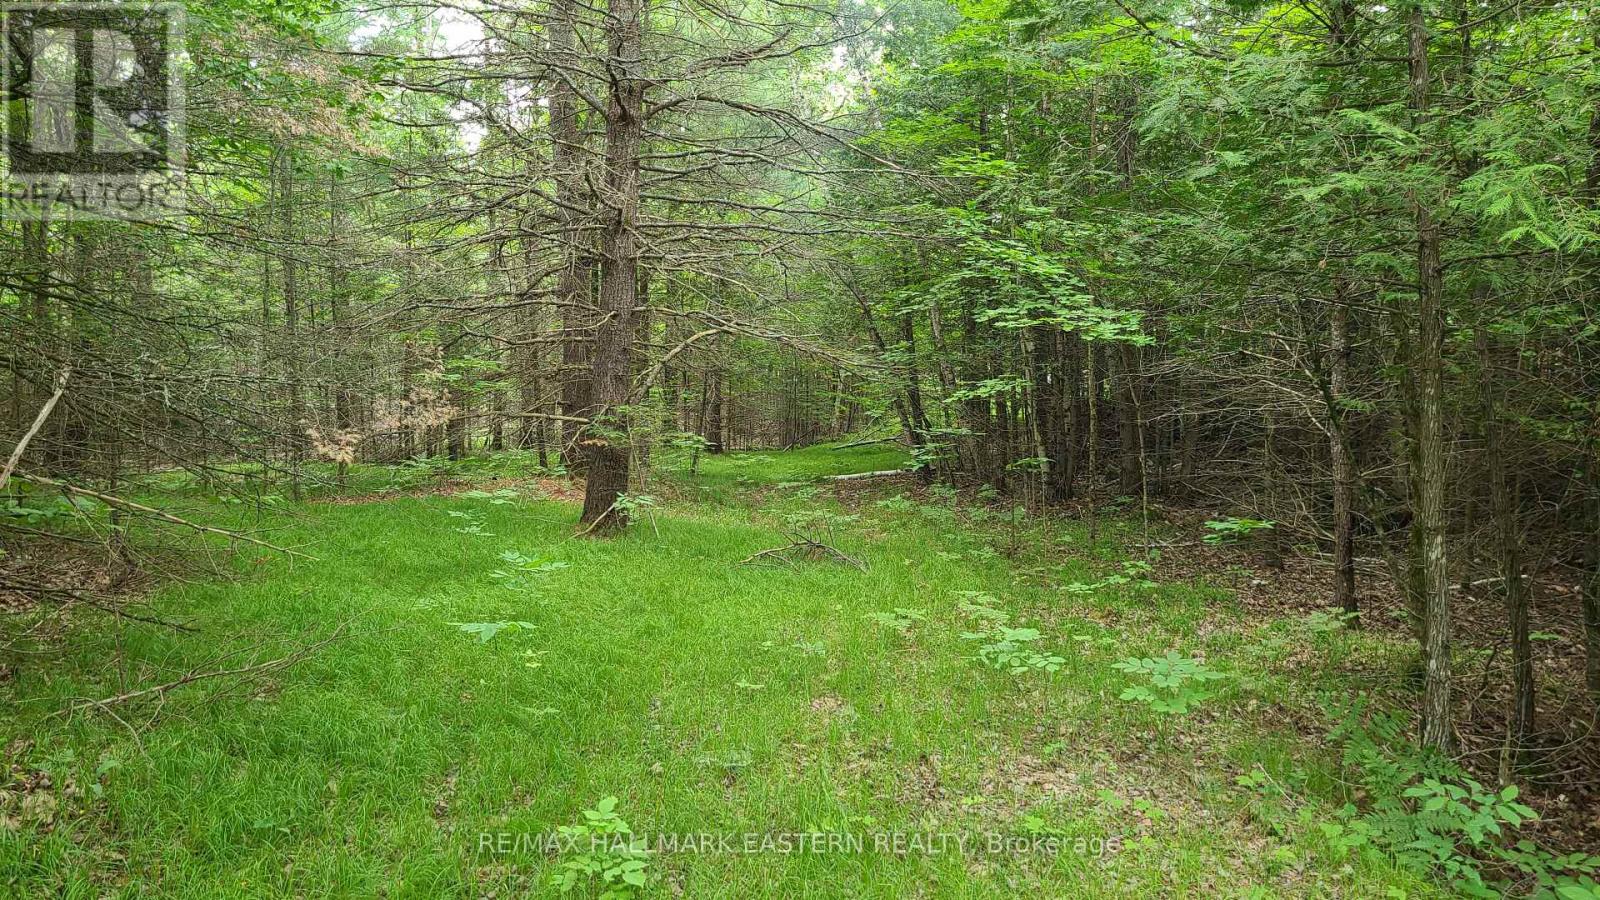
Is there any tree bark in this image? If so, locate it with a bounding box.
[1408,2,1453,752]
[277,149,305,501]
[1330,278,1358,621]
[1326,0,1359,624]
[550,0,595,473]
[1110,344,1142,495]
[578,0,646,532]
[1027,327,1071,503]
[1584,435,1600,705]
[705,368,725,454]
[328,168,353,444]
[1580,31,1600,709]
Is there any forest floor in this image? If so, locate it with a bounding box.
[0,444,1476,897]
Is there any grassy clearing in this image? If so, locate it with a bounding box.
[1,445,1443,898]
[686,442,908,484]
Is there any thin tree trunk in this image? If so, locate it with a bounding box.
[1330,278,1359,621]
[927,297,964,474]
[1087,344,1100,546]
[278,149,305,501]
[1584,434,1600,704]
[550,0,594,473]
[898,312,933,482]
[849,285,921,467]
[1580,31,1600,709]
[1324,0,1360,624]
[1477,326,1532,749]
[705,369,725,454]
[1112,83,1144,499]
[1408,2,1453,752]
[1110,345,1141,495]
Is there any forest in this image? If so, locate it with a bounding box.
[2,0,1600,895]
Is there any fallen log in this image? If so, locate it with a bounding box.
[824,469,910,481]
[829,436,903,451]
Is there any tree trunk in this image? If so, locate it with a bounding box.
[328,168,353,445]
[1408,2,1453,752]
[1326,0,1360,624]
[1477,326,1532,750]
[1584,437,1600,705]
[705,369,725,454]
[1111,83,1145,499]
[550,0,594,474]
[1086,343,1100,545]
[1330,278,1359,621]
[277,149,305,501]
[1029,327,1071,503]
[578,0,646,532]
[1579,31,1600,710]
[1110,345,1141,495]
[849,285,922,469]
[1062,334,1085,498]
[898,311,933,482]
[927,297,964,474]
[21,218,53,465]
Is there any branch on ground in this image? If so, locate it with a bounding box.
[740,532,867,571]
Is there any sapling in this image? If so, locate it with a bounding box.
[1114,652,1226,714]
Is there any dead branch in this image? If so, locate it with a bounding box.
[66,622,352,712]
[740,533,867,571]
[0,577,196,632]
[0,366,70,493]
[829,436,902,451]
[11,472,318,560]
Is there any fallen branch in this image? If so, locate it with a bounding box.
[12,472,318,560]
[573,503,619,538]
[0,366,70,493]
[0,577,195,632]
[824,469,909,481]
[67,622,351,711]
[829,436,902,451]
[740,534,867,571]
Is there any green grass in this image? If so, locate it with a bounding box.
[0,447,1442,898]
[687,441,909,485]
